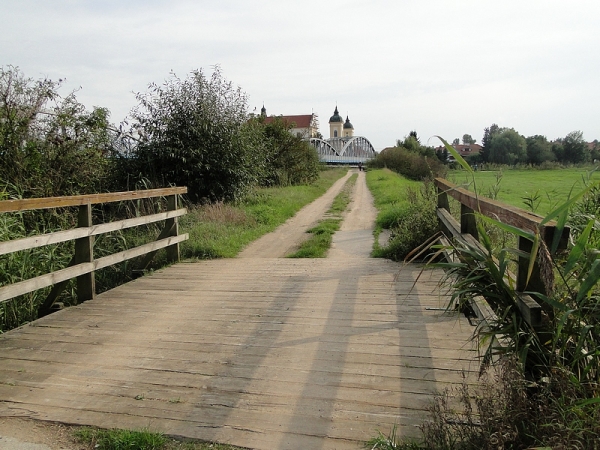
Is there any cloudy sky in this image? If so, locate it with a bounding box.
[2,0,599,150]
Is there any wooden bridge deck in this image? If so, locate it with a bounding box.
[0,172,479,449]
[0,258,477,449]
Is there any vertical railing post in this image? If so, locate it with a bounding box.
[437,182,449,211]
[75,203,95,303]
[517,236,546,295]
[460,203,479,240]
[165,194,180,263]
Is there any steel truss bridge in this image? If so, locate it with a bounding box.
[309,136,376,164]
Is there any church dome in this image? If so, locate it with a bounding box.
[343,116,354,129]
[329,106,343,123]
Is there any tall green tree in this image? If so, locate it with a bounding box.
[480,123,500,163]
[462,134,476,144]
[526,135,555,164]
[562,130,589,164]
[488,128,527,165]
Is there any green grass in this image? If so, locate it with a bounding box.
[366,168,435,259]
[365,168,421,229]
[179,168,348,259]
[74,427,246,449]
[365,425,423,449]
[287,174,357,258]
[449,167,600,215]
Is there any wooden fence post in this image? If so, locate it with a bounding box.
[437,184,449,211]
[460,203,479,240]
[75,203,95,302]
[165,194,180,263]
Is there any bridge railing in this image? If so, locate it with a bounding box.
[0,187,188,316]
[434,178,569,329]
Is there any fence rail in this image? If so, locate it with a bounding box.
[434,178,569,329]
[0,187,188,316]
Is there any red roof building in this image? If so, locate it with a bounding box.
[260,106,319,138]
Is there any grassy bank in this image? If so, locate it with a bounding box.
[449,166,600,215]
[366,169,435,260]
[180,168,347,259]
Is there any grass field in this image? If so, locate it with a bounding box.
[448,167,600,215]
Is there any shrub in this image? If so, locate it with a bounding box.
[128,67,262,202]
[421,356,600,450]
[256,116,320,187]
[0,65,115,198]
[369,147,446,180]
[380,182,438,261]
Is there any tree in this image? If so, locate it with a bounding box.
[257,116,320,186]
[0,66,113,198]
[552,140,565,163]
[562,130,589,164]
[130,68,262,202]
[480,123,500,163]
[396,130,436,157]
[452,138,460,146]
[488,128,527,165]
[591,140,600,162]
[526,135,555,165]
[462,134,476,145]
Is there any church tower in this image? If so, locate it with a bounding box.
[329,106,343,138]
[343,116,354,137]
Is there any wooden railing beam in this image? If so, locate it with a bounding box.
[0,187,187,213]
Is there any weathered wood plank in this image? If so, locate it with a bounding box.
[0,209,186,256]
[0,234,188,303]
[0,258,478,449]
[0,187,187,213]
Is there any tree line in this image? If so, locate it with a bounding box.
[457,125,599,166]
[0,66,320,203]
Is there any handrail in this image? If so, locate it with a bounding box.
[434,178,568,245]
[434,178,570,328]
[0,187,188,213]
[0,187,188,316]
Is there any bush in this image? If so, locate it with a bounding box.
[421,356,600,450]
[379,182,438,261]
[128,67,263,202]
[256,116,320,187]
[0,66,115,198]
[369,147,447,180]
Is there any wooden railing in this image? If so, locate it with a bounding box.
[434,178,569,329]
[0,187,188,316]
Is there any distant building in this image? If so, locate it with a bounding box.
[260,105,319,138]
[328,106,354,138]
[435,143,482,161]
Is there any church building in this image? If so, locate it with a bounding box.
[328,106,354,138]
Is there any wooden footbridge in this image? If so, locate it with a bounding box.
[0,173,483,449]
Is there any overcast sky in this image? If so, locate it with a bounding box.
[2,0,599,150]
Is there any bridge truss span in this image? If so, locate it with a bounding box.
[309,136,376,164]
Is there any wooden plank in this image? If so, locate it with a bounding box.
[0,258,478,449]
[0,234,188,303]
[0,187,187,213]
[0,209,186,256]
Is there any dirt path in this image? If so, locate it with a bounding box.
[238,170,353,258]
